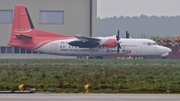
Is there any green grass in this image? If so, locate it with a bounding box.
[0,59,180,93]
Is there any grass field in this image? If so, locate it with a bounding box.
[0,59,180,93]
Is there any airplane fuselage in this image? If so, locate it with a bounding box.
[35,38,171,58]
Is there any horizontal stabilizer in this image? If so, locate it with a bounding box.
[15,34,32,39]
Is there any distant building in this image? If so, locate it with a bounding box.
[153,36,180,59]
[0,0,97,59]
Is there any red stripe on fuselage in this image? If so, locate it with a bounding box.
[32,38,71,50]
[101,38,116,48]
[32,37,74,50]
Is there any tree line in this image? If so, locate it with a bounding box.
[97,15,180,38]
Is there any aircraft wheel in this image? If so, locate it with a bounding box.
[161,57,167,59]
[95,56,103,59]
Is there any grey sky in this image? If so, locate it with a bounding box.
[97,0,180,18]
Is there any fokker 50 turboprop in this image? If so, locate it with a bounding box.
[8,5,172,59]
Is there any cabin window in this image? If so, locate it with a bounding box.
[40,11,64,24]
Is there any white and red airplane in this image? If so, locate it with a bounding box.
[8,5,172,59]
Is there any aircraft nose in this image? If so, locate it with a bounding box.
[167,47,172,53]
[159,46,172,54]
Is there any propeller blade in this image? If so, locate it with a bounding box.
[119,43,121,49]
[117,47,120,53]
[117,43,121,53]
[116,30,120,41]
[116,30,121,53]
[126,31,130,38]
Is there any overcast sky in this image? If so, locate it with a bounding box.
[97,0,180,18]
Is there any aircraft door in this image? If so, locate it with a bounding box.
[51,43,58,53]
[136,46,141,55]
[155,46,158,52]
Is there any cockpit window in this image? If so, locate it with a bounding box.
[144,42,157,46]
[152,42,157,45]
[148,43,151,45]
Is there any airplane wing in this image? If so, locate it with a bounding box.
[68,35,101,48]
[75,35,101,42]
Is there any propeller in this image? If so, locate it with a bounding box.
[126,31,130,38]
[116,30,121,53]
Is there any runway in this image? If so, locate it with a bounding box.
[0,94,180,101]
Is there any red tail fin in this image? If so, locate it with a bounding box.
[8,5,34,46]
[8,5,73,50]
[12,5,34,35]
[13,5,34,31]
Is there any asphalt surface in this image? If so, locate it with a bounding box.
[0,94,180,101]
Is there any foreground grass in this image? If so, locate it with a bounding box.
[0,59,180,93]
